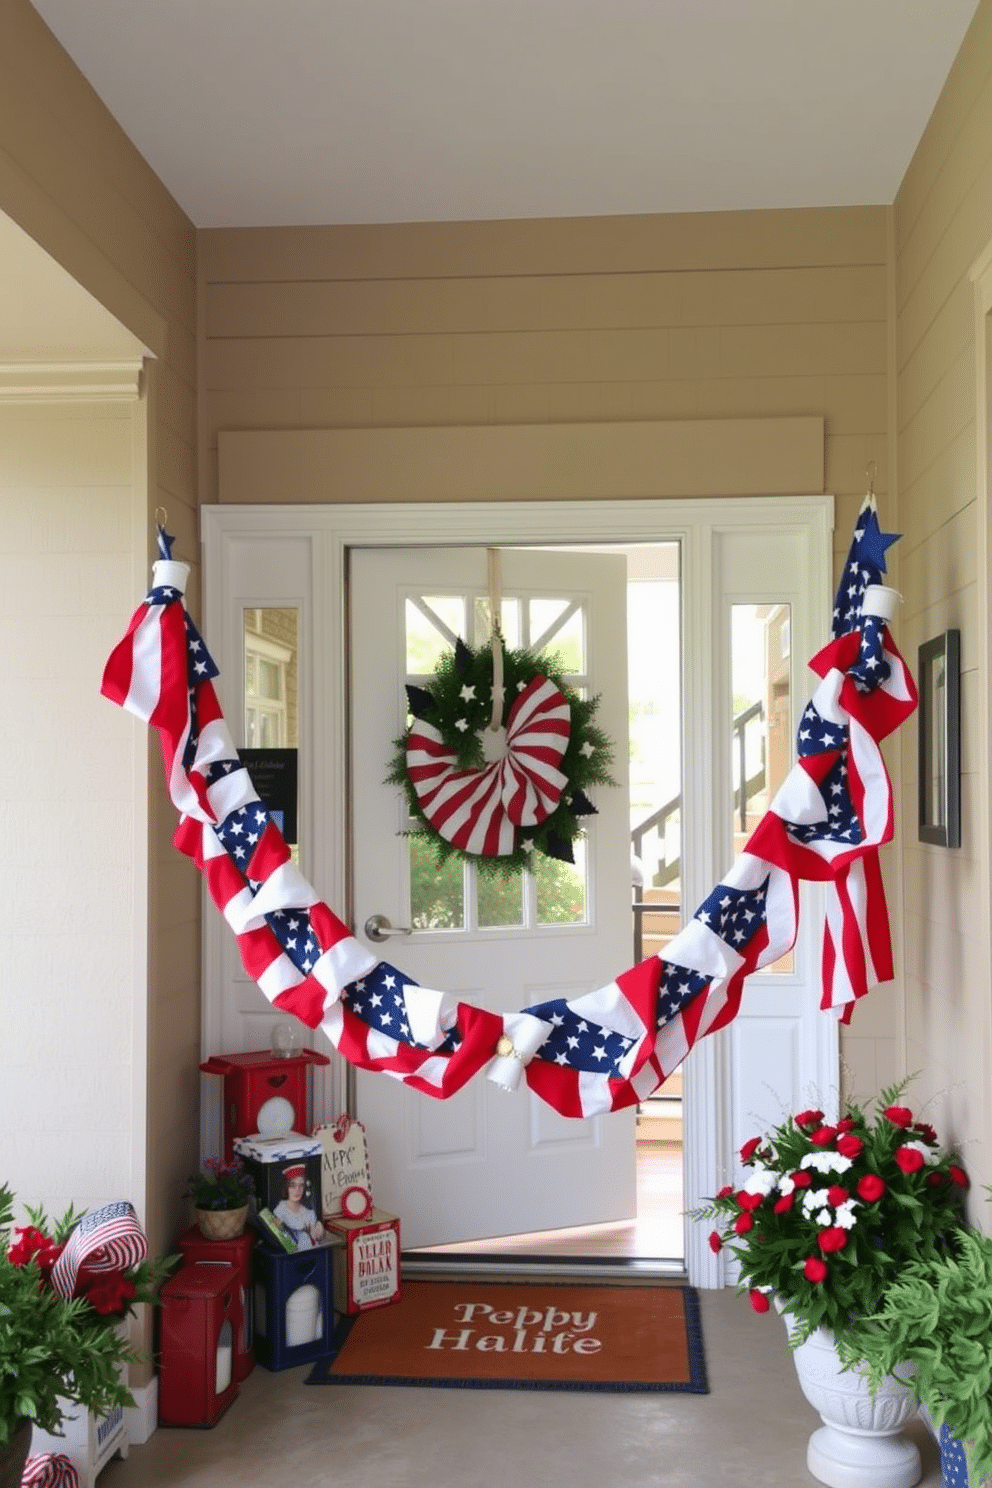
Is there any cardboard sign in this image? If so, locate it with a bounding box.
[315,1115,373,1221]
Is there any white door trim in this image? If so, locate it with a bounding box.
[201,493,834,1285]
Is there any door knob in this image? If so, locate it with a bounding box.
[364,913,413,944]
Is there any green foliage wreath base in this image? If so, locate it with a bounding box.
[387,641,616,878]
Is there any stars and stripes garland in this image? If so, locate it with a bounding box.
[101,498,915,1119]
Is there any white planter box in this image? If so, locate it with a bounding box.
[30,1324,130,1488]
[31,1398,129,1488]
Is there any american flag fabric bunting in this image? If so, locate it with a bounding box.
[102,502,916,1118]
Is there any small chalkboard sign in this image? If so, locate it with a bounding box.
[240,747,298,844]
[315,1115,373,1221]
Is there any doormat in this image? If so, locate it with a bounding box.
[306,1281,708,1393]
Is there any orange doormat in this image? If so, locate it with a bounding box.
[307,1281,707,1393]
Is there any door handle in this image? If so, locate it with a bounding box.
[363,913,413,944]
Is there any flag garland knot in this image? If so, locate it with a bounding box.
[101,498,915,1119]
[387,636,615,871]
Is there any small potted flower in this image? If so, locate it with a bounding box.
[185,1157,254,1240]
[691,1080,969,1487]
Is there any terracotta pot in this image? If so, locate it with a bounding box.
[0,1420,32,1488]
[194,1204,249,1240]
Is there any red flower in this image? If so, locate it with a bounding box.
[708,1230,723,1253]
[82,1274,136,1316]
[773,1192,795,1214]
[7,1227,59,1270]
[950,1164,970,1188]
[736,1190,764,1211]
[895,1146,925,1174]
[835,1117,856,1133]
[810,1126,838,1147]
[914,1122,938,1145]
[826,1185,849,1207]
[734,1212,754,1235]
[884,1105,914,1128]
[818,1227,848,1254]
[716,1185,735,1200]
[836,1133,864,1159]
[928,1172,943,1187]
[790,1170,813,1189]
[804,1256,829,1283]
[857,1173,886,1202]
[794,1109,824,1129]
[749,1289,770,1314]
[739,1136,763,1163]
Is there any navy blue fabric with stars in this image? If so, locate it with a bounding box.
[522,999,637,1075]
[832,501,900,638]
[341,961,462,1053]
[693,877,769,954]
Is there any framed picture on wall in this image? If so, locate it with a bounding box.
[917,629,960,848]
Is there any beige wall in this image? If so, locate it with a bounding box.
[201,204,894,1090]
[0,0,200,1281]
[893,0,992,1202]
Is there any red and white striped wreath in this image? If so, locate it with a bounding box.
[389,638,615,869]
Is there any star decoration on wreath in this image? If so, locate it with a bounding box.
[387,638,616,873]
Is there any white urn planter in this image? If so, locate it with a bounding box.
[782,1311,921,1488]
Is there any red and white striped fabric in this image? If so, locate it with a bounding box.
[21,1455,80,1488]
[406,674,571,855]
[50,1201,147,1301]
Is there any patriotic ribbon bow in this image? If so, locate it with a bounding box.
[22,1457,80,1488]
[405,674,571,857]
[50,1200,148,1301]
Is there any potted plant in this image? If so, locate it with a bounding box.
[185,1157,254,1240]
[0,1183,173,1485]
[840,1225,992,1488]
[691,1079,969,1488]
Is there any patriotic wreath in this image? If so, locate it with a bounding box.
[387,638,615,873]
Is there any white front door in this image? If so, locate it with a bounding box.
[349,546,634,1249]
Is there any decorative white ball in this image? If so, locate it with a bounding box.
[256,1095,295,1137]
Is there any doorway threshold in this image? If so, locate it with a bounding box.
[402,1251,687,1283]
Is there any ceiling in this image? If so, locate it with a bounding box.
[27,0,984,229]
[3,0,983,361]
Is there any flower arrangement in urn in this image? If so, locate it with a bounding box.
[692,1079,969,1350]
[0,1183,173,1453]
[186,1157,254,1240]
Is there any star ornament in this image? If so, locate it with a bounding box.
[854,508,900,576]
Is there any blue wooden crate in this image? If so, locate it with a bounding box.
[252,1241,337,1371]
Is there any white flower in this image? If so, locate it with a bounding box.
[834,1200,860,1229]
[801,1187,830,1217]
[743,1166,778,1197]
[800,1151,853,1175]
[777,1175,796,1197]
[815,1208,833,1227]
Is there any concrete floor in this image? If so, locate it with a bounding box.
[100,1288,944,1488]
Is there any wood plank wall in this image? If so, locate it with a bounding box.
[894,0,992,1195]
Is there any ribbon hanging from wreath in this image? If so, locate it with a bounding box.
[387,635,616,871]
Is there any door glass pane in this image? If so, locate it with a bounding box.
[530,599,584,670]
[477,871,524,928]
[474,595,521,648]
[732,602,792,973]
[409,836,464,929]
[242,607,299,860]
[406,596,465,673]
[535,841,586,925]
